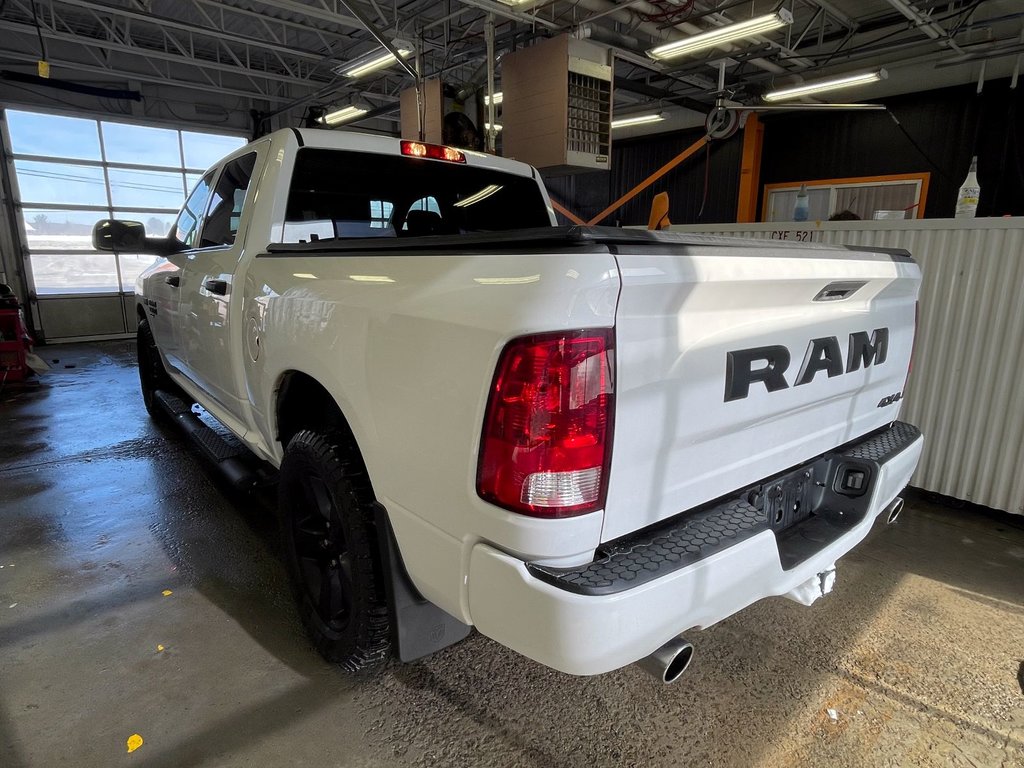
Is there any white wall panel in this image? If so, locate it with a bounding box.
[664,219,1024,515]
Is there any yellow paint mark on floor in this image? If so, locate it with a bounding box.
[126,733,144,753]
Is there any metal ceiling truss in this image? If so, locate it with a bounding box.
[0,0,368,104]
[0,0,1018,129]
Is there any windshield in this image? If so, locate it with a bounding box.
[281,148,551,243]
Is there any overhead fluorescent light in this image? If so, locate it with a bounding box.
[484,91,503,106]
[336,42,413,78]
[611,112,666,129]
[319,104,369,126]
[763,68,888,102]
[647,9,793,60]
[493,0,535,5]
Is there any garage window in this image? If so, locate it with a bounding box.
[4,109,246,296]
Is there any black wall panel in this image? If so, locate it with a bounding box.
[543,125,744,227]
[543,78,1024,226]
[760,78,1024,219]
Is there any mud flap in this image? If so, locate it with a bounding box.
[372,503,472,663]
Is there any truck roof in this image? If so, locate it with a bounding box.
[288,127,539,180]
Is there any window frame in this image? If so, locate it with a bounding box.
[3,106,247,297]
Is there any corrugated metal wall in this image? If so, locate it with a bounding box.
[665,219,1024,515]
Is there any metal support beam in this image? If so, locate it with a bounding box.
[0,18,328,92]
[883,0,964,52]
[51,0,336,62]
[0,42,307,103]
[807,0,857,31]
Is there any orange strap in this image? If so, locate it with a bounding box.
[549,198,586,225]
[587,135,708,226]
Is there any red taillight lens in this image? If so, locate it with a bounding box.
[400,140,466,163]
[477,329,614,518]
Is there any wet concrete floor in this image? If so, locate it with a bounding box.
[1,341,1023,767]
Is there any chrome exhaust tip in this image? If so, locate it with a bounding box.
[886,497,905,525]
[638,637,694,684]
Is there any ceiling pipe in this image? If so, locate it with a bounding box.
[575,23,649,53]
[454,0,559,30]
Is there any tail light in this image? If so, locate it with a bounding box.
[477,329,614,518]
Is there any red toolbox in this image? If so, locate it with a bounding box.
[0,285,34,382]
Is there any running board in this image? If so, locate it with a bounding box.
[154,389,260,491]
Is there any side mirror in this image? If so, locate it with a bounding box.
[93,219,144,252]
[92,219,184,257]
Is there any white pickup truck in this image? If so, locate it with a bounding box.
[94,128,923,683]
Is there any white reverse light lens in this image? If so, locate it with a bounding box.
[521,468,602,508]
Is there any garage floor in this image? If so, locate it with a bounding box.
[2,342,1023,768]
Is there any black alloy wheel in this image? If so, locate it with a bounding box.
[279,430,390,670]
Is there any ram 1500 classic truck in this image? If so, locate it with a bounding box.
[93,128,923,682]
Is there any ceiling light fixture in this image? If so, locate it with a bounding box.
[319,104,370,126]
[763,68,888,102]
[647,9,793,60]
[611,112,666,129]
[485,91,503,106]
[336,41,413,78]
[484,122,502,131]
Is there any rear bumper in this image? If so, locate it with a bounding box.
[466,423,923,676]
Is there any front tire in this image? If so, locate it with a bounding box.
[137,317,173,420]
[279,430,390,670]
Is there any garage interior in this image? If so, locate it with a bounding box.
[1,1,1024,766]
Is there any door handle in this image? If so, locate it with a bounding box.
[203,279,228,296]
[813,281,866,302]
[164,275,180,287]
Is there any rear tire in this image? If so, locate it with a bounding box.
[279,430,390,670]
[137,317,174,421]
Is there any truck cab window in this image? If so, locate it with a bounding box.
[201,152,257,248]
[174,171,214,247]
[280,149,550,243]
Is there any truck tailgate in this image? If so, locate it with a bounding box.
[603,236,920,542]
